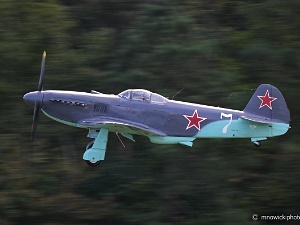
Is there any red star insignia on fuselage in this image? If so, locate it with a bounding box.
[183,109,207,130]
[257,90,277,110]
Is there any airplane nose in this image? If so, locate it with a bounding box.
[23,91,43,107]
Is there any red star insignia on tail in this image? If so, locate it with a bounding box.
[183,109,207,130]
[257,90,277,110]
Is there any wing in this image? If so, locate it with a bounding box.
[77,116,167,136]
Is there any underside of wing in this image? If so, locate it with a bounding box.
[78,117,167,136]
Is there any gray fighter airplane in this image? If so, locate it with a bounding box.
[24,52,291,166]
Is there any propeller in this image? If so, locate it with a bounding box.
[38,51,46,92]
[29,51,46,140]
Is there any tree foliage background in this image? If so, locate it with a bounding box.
[1,0,299,224]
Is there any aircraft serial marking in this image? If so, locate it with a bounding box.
[220,113,233,134]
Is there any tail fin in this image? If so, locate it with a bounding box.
[243,84,290,124]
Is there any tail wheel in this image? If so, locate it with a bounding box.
[253,141,261,147]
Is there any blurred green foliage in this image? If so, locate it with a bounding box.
[1,0,299,224]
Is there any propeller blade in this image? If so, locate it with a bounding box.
[31,51,46,140]
[37,51,46,92]
[31,103,40,140]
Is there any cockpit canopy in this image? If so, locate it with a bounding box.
[118,89,168,104]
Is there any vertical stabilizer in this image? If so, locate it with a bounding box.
[243,84,290,124]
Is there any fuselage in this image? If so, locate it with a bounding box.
[24,89,289,141]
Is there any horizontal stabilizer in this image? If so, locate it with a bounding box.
[240,115,273,124]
